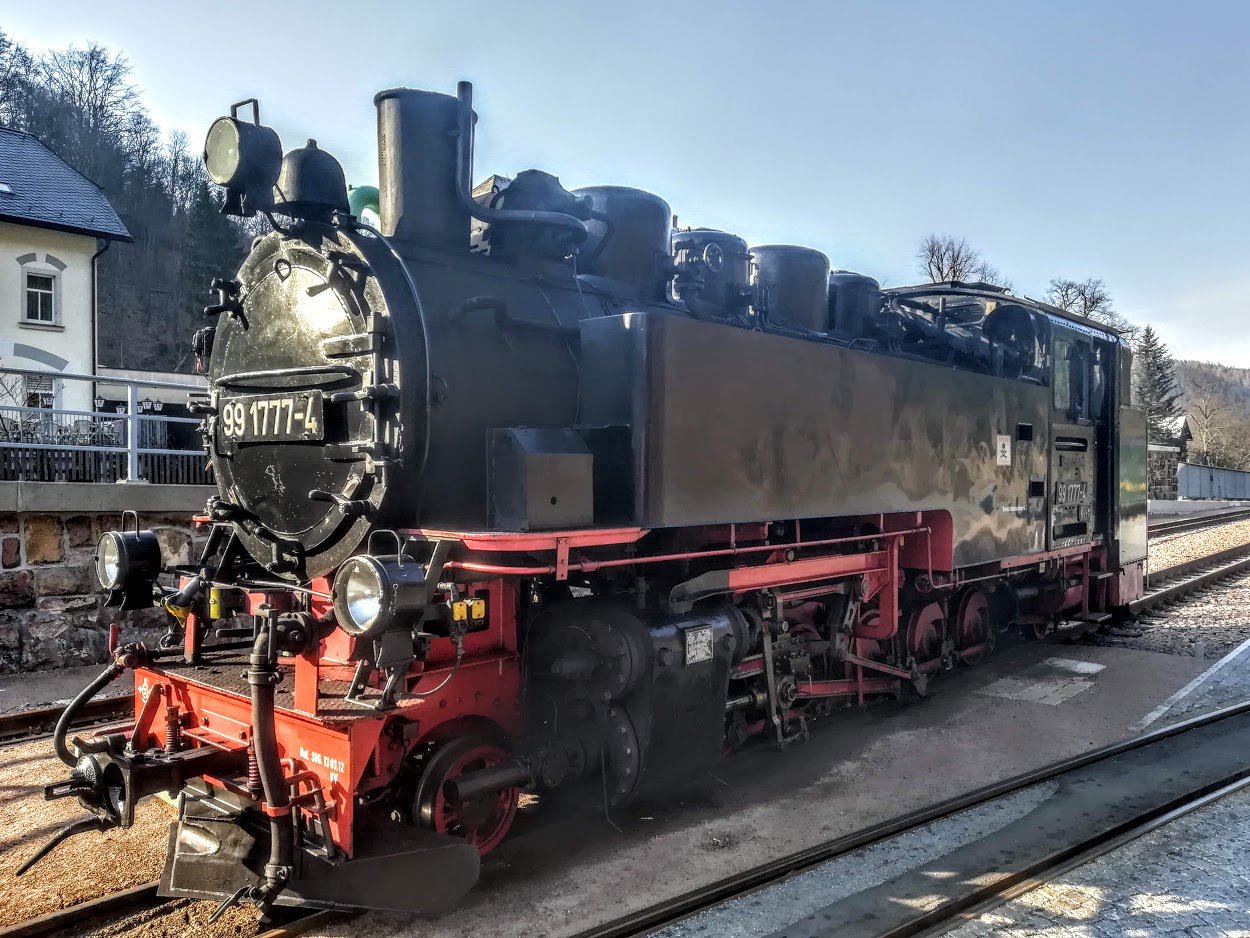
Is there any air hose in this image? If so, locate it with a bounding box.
[53,661,124,768]
[247,625,294,908]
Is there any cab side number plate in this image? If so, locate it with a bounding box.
[220,390,324,442]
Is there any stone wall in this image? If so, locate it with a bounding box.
[0,510,202,674]
[1148,444,1180,501]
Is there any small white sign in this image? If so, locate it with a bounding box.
[684,626,714,665]
[996,434,1011,466]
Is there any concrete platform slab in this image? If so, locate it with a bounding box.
[949,777,1250,937]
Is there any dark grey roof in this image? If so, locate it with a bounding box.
[0,128,132,242]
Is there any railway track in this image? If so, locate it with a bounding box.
[1147,507,1250,539]
[0,883,341,938]
[571,700,1250,938]
[0,695,132,746]
[1131,542,1250,616]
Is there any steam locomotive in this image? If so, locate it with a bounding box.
[23,81,1146,919]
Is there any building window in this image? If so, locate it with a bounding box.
[24,271,57,324]
[23,374,54,408]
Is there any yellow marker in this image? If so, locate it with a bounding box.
[452,600,468,622]
[208,588,223,620]
[470,598,486,620]
[164,598,192,628]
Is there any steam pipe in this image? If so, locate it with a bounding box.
[247,626,293,904]
[54,661,124,768]
[453,81,589,242]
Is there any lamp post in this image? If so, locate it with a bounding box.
[94,396,104,410]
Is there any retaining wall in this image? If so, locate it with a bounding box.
[1147,444,1180,501]
[0,482,213,674]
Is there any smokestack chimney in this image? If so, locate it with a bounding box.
[373,88,469,250]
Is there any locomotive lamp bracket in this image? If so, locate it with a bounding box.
[340,540,454,710]
[203,99,282,218]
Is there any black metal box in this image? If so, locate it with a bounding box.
[487,427,594,530]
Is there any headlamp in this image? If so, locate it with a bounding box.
[95,528,162,609]
[332,556,429,639]
[203,100,282,217]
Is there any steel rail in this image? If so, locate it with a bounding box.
[567,698,1250,938]
[911,773,1250,938]
[0,884,161,938]
[0,882,342,938]
[1131,542,1250,616]
[0,695,131,746]
[1147,507,1250,539]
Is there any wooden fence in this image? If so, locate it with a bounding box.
[0,447,211,485]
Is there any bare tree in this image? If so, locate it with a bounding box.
[38,43,137,137]
[1046,277,1137,338]
[0,30,34,128]
[1187,379,1227,466]
[917,234,1012,289]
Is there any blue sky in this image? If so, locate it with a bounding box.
[7,0,1249,363]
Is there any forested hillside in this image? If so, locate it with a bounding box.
[1173,360,1250,469]
[1175,361,1250,409]
[0,30,249,372]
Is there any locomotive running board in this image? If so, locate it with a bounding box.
[159,786,480,914]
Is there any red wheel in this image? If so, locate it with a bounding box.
[905,603,943,663]
[414,739,518,855]
[954,589,993,664]
[852,609,885,662]
[1025,617,1050,641]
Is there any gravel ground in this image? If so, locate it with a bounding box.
[1095,571,1250,659]
[0,736,172,928]
[56,896,264,938]
[0,734,268,935]
[1146,519,1250,574]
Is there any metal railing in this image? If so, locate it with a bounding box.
[0,366,209,485]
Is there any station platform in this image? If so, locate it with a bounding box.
[1149,499,1250,517]
[629,639,1250,938]
[950,639,1250,938]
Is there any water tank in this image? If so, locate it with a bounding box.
[751,245,830,332]
[828,271,881,337]
[671,228,751,319]
[573,186,672,302]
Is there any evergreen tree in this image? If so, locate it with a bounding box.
[1133,325,1182,444]
[179,180,244,366]
[182,180,242,295]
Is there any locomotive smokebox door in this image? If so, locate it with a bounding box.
[487,428,594,530]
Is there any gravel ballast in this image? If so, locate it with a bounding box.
[1097,571,1250,659]
[0,737,172,928]
[1146,519,1250,574]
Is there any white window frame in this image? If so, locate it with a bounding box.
[22,373,57,409]
[22,269,59,326]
